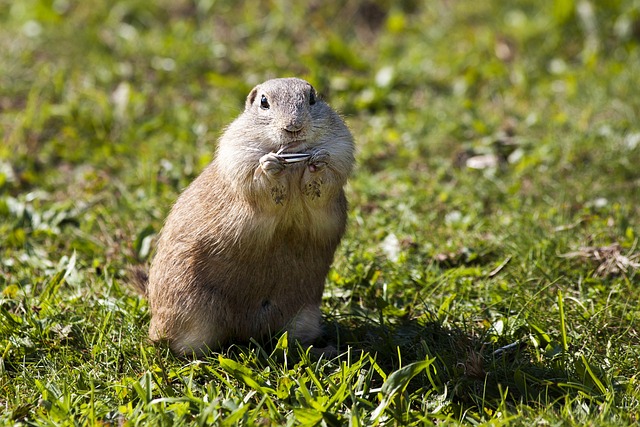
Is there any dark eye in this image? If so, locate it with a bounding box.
[309,90,316,105]
[260,94,270,110]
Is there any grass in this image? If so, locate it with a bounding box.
[1,0,640,424]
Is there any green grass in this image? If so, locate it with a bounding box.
[2,0,640,425]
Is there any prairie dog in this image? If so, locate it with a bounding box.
[139,78,354,356]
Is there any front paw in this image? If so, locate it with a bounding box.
[255,152,285,179]
[308,149,330,173]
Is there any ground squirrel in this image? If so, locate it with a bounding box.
[134,78,355,356]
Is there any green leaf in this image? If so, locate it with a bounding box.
[276,330,288,350]
[218,355,274,395]
[371,358,435,421]
[276,376,293,400]
[380,358,435,396]
[575,354,607,395]
[553,0,575,24]
[557,289,569,352]
[527,321,552,347]
[293,407,323,425]
[39,252,77,305]
[220,402,250,426]
[437,293,456,321]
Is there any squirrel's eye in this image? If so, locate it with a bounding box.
[260,95,270,110]
[309,90,316,105]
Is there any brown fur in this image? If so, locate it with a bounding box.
[141,78,354,356]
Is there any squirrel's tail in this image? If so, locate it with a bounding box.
[129,266,149,296]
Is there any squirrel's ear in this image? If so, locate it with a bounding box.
[246,87,258,110]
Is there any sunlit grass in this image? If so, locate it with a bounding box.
[1,0,639,425]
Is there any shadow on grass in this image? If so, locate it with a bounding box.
[320,313,609,415]
[137,307,617,421]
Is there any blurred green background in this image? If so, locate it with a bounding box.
[2,0,638,260]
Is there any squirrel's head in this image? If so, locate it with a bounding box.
[245,78,327,152]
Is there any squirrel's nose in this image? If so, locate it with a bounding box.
[283,112,307,133]
[284,122,303,133]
